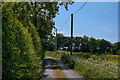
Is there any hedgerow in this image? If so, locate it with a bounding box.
[2,3,44,79]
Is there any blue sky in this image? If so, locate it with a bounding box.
[53,2,118,43]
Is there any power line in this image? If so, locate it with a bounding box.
[58,0,88,32]
[73,0,88,15]
[58,15,70,32]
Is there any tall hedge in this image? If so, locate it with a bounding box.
[28,21,45,60]
[2,2,44,79]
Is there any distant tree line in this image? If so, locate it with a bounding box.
[47,33,120,55]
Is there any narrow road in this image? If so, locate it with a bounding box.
[41,58,56,79]
[41,56,84,80]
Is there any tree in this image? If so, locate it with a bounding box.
[80,35,89,52]
[88,37,98,53]
[112,42,120,54]
[29,2,74,50]
[2,2,44,79]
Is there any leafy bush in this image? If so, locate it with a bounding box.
[28,21,45,60]
[60,54,75,69]
[45,51,75,69]
[2,3,44,79]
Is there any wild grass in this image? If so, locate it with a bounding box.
[72,56,119,78]
[45,51,61,59]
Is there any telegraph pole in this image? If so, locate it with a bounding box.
[56,28,57,51]
[71,14,73,55]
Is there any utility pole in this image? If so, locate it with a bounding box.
[71,14,73,55]
[56,28,57,51]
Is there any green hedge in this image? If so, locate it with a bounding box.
[60,54,75,69]
[28,21,44,60]
[2,3,44,79]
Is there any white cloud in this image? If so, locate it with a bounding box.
[57,30,66,34]
[101,27,113,33]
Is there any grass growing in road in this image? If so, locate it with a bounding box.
[50,59,65,78]
[45,51,61,59]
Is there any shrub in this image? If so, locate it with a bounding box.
[2,3,44,79]
[60,54,75,69]
[28,21,44,60]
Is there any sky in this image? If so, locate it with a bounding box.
[53,2,118,43]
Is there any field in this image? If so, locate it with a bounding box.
[45,51,119,78]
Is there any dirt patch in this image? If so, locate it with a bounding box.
[51,59,65,78]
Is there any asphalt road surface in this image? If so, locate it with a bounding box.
[41,56,84,80]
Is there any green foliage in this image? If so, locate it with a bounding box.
[28,21,44,60]
[2,2,44,79]
[31,2,74,50]
[72,53,91,59]
[74,57,118,78]
[45,51,61,59]
[2,2,74,79]
[46,51,75,69]
[44,34,56,51]
[60,54,75,69]
[57,34,119,55]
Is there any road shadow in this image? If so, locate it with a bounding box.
[43,59,53,70]
[41,59,53,79]
[55,59,70,70]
